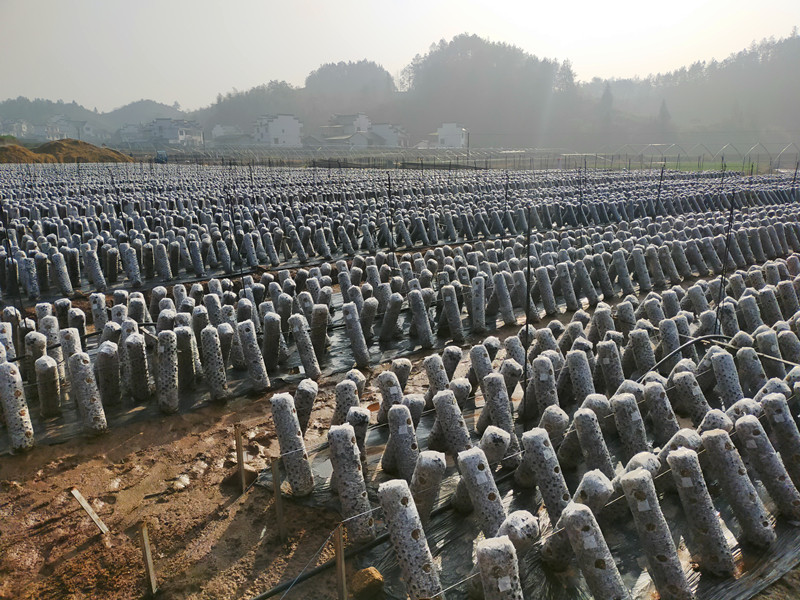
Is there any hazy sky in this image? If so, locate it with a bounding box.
[1,0,797,112]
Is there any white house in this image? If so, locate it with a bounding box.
[370,123,409,148]
[253,115,303,147]
[437,123,469,148]
[0,120,30,139]
[48,116,102,142]
[320,113,372,141]
[28,124,67,142]
[149,118,204,146]
[119,123,148,144]
[211,124,243,140]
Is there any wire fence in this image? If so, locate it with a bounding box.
[97,144,800,175]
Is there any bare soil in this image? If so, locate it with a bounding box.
[0,372,346,600]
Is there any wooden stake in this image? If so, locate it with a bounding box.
[234,424,246,494]
[70,488,109,535]
[334,524,347,600]
[272,459,288,542]
[139,522,158,596]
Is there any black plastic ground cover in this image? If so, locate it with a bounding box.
[257,402,800,600]
[0,284,524,455]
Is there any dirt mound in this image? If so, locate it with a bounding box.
[33,139,134,163]
[0,139,133,164]
[0,144,56,163]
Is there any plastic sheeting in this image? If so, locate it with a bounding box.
[258,405,800,600]
[0,285,515,454]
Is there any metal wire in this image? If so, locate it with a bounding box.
[277,528,336,600]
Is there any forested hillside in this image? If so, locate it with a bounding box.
[3,30,798,150]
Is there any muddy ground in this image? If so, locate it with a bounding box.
[0,368,346,600]
[2,354,800,600]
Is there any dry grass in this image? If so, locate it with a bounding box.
[34,139,134,163]
[0,139,133,164]
[0,145,56,163]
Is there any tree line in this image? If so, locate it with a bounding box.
[2,29,798,151]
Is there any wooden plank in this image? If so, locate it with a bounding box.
[139,522,158,596]
[271,459,288,542]
[334,524,347,600]
[234,424,246,494]
[70,487,109,535]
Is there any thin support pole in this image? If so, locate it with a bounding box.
[524,203,533,396]
[655,164,665,213]
[70,488,109,535]
[139,522,158,596]
[235,423,247,495]
[334,524,347,600]
[272,459,289,542]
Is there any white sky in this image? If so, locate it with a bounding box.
[1,0,797,112]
